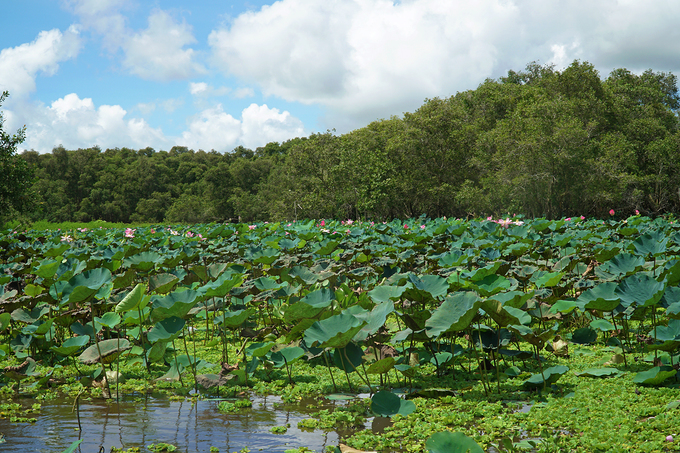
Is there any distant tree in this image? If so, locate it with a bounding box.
[0,91,34,222]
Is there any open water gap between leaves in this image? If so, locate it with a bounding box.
[0,394,348,453]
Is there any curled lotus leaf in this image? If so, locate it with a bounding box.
[79,338,131,365]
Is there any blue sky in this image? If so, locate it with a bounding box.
[2,1,680,154]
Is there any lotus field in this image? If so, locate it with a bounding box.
[2,216,680,452]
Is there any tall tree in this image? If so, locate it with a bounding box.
[0,92,34,222]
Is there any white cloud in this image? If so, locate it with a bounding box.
[233,87,255,99]
[241,103,305,149]
[122,10,205,81]
[209,0,680,131]
[189,82,230,97]
[0,27,81,98]
[18,93,168,151]
[62,0,129,51]
[179,103,305,151]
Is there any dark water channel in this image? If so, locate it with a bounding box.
[0,394,345,453]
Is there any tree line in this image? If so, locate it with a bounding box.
[8,60,680,224]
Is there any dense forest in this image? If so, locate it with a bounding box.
[14,61,680,223]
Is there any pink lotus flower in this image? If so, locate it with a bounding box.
[609,209,615,216]
[420,225,426,229]
[186,231,194,238]
[403,224,409,229]
[124,228,135,238]
[150,228,156,233]
[60,234,73,242]
[320,220,326,227]
[346,219,354,225]
[635,209,640,215]
[566,217,571,221]
[249,225,256,230]
[580,216,585,220]
[667,435,674,442]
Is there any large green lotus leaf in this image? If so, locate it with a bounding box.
[523,365,569,389]
[425,292,481,338]
[304,312,366,348]
[270,346,305,368]
[332,342,364,372]
[51,335,90,356]
[550,299,579,314]
[150,289,201,322]
[366,357,396,375]
[95,312,121,328]
[148,316,186,343]
[246,341,275,358]
[575,367,624,378]
[461,262,503,283]
[43,242,70,258]
[115,283,147,313]
[0,313,11,332]
[590,319,615,332]
[532,271,565,289]
[571,327,598,345]
[662,260,680,286]
[487,290,533,309]
[79,338,131,364]
[11,305,50,323]
[615,274,666,308]
[253,276,284,291]
[371,391,416,417]
[288,266,320,285]
[481,299,523,327]
[630,232,668,257]
[353,301,394,342]
[283,301,327,323]
[214,308,255,328]
[599,253,644,278]
[200,271,243,298]
[148,274,179,295]
[633,366,676,385]
[122,251,162,271]
[314,240,340,255]
[406,274,449,300]
[653,319,680,345]
[368,285,407,304]
[468,274,511,297]
[438,250,468,267]
[33,259,60,280]
[147,340,169,363]
[577,282,620,312]
[593,244,622,263]
[24,284,44,297]
[301,288,335,308]
[61,268,112,305]
[425,431,484,453]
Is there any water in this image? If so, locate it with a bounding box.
[0,394,343,453]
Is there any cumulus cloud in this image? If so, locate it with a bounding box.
[65,1,204,80]
[122,10,206,81]
[180,103,305,151]
[18,93,168,151]
[0,27,81,98]
[209,0,680,131]
[189,82,230,97]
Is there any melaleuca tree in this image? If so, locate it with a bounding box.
[0,91,34,223]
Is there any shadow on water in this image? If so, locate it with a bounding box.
[0,394,345,453]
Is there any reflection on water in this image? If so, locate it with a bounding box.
[0,394,341,453]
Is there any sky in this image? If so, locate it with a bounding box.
[2,0,680,154]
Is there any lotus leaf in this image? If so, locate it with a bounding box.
[304,312,366,348]
[115,283,147,313]
[575,367,623,378]
[633,366,677,385]
[425,431,484,453]
[616,274,666,308]
[79,338,131,364]
[370,391,416,417]
[148,317,185,343]
[150,289,201,322]
[333,342,364,372]
[523,365,569,388]
[51,335,90,356]
[425,291,481,338]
